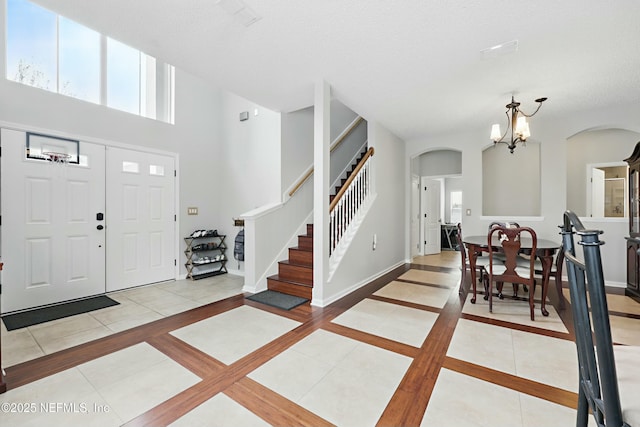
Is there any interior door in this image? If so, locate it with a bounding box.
[106,147,175,291]
[422,177,442,255]
[410,175,420,258]
[590,167,605,217]
[1,129,106,313]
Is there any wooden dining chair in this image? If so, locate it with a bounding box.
[485,225,539,320]
[488,221,530,297]
[456,223,490,296]
[561,210,639,427]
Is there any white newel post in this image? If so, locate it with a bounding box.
[313,80,330,306]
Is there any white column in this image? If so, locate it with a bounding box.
[312,80,330,306]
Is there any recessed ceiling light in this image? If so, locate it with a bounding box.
[480,40,519,60]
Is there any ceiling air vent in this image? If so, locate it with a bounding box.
[217,0,262,27]
[480,40,519,60]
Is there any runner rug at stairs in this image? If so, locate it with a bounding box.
[246,290,309,310]
[1,295,119,331]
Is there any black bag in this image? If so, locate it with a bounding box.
[234,229,244,261]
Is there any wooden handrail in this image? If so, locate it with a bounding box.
[329,147,374,212]
[288,167,314,197]
[288,116,364,198]
[330,116,364,153]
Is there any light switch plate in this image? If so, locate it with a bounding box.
[187,207,198,215]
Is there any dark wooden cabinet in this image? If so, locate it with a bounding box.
[0,262,5,393]
[626,237,640,299]
[624,142,640,302]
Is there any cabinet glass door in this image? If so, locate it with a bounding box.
[631,169,639,235]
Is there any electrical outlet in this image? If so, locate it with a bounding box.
[466,209,471,216]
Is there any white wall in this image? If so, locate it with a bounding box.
[174,74,225,271]
[218,91,282,273]
[330,99,358,139]
[419,149,461,176]
[566,128,640,216]
[405,102,640,287]
[329,118,367,188]
[281,106,314,193]
[324,120,406,304]
[482,141,541,216]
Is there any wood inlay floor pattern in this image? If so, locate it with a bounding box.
[6,260,632,426]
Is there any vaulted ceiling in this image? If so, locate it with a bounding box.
[32,0,640,142]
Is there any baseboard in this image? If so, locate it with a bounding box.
[312,260,405,307]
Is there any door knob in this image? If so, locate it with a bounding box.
[97,225,104,230]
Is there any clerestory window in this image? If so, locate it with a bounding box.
[6,0,175,123]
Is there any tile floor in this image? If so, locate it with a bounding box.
[248,329,413,427]
[420,368,586,427]
[1,253,637,426]
[332,297,439,347]
[1,274,244,368]
[170,305,301,365]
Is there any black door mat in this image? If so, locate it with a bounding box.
[2,295,119,331]
[246,290,309,310]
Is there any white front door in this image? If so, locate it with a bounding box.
[1,129,106,313]
[106,147,176,292]
[422,177,442,255]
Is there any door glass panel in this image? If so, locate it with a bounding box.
[122,161,139,173]
[149,165,165,176]
[632,170,639,234]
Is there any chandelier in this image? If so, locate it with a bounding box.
[490,95,547,153]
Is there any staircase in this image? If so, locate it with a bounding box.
[267,146,369,300]
[267,224,314,299]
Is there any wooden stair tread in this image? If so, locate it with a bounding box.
[278,259,312,268]
[267,274,313,288]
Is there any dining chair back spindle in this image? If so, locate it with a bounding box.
[561,210,639,427]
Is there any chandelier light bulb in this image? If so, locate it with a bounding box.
[515,116,528,137]
[490,124,502,141]
[521,121,531,140]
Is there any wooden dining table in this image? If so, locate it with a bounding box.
[462,235,561,317]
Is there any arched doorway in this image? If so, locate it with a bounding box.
[410,149,462,257]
